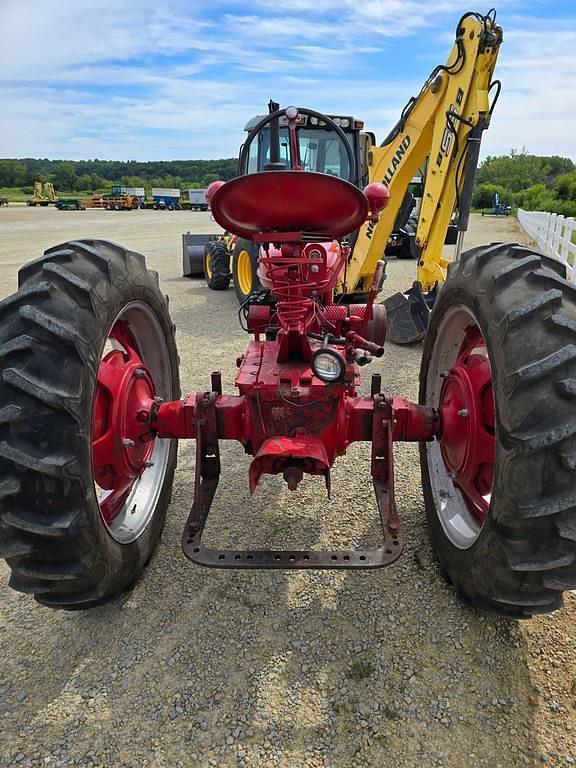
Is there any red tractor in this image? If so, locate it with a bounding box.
[1,105,575,617]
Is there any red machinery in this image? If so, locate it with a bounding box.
[1,105,575,616]
[156,107,440,568]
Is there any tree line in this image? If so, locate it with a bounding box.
[0,158,239,193]
[2,151,576,216]
[472,150,576,216]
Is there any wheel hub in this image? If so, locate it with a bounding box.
[237,249,252,294]
[92,321,157,524]
[439,327,495,525]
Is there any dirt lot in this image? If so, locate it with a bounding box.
[0,206,575,767]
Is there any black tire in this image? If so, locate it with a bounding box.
[113,203,121,211]
[0,239,180,609]
[232,238,261,304]
[167,204,175,211]
[420,241,576,617]
[203,240,231,291]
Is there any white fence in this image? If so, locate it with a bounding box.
[517,209,576,282]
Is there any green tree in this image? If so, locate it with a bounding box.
[472,183,511,209]
[53,162,77,192]
[0,160,27,186]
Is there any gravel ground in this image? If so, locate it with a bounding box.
[0,206,575,768]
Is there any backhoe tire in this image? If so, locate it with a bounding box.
[420,241,576,617]
[0,239,180,609]
[232,238,262,304]
[203,239,231,291]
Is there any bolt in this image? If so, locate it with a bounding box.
[134,368,147,378]
[143,460,155,468]
[136,409,149,422]
[440,370,450,379]
[122,438,135,448]
[458,408,469,417]
[448,469,457,480]
[310,264,320,273]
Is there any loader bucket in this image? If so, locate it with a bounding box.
[182,233,213,277]
[383,282,436,345]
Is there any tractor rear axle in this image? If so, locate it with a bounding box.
[150,375,439,570]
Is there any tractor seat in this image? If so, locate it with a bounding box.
[210,170,369,241]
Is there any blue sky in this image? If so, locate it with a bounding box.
[1,0,575,161]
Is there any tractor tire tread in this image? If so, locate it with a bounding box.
[421,241,576,617]
[204,240,231,291]
[0,239,179,609]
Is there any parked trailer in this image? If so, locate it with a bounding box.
[56,198,86,211]
[187,188,208,211]
[151,188,180,210]
[100,195,140,210]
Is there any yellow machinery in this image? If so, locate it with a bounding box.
[184,10,503,343]
[27,181,58,207]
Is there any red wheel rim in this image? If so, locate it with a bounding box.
[92,320,157,525]
[438,324,495,525]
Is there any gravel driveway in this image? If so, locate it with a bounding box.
[0,207,574,767]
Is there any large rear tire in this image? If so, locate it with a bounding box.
[0,240,180,609]
[420,241,576,617]
[203,239,231,291]
[232,238,261,304]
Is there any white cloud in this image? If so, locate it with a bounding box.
[0,0,573,161]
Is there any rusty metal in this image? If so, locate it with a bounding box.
[181,389,403,570]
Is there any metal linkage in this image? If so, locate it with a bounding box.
[179,386,412,570]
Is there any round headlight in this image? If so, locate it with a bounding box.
[311,349,345,382]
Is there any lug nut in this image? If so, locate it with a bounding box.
[143,460,155,468]
[457,408,469,417]
[122,438,135,448]
[440,370,450,379]
[449,469,457,480]
[137,409,149,422]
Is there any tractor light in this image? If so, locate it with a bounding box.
[339,118,350,128]
[310,116,319,125]
[311,348,346,383]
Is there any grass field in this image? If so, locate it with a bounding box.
[0,187,101,202]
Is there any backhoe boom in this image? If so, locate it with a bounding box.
[341,11,502,297]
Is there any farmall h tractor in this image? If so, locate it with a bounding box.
[1,105,576,617]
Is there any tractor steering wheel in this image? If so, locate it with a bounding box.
[238,106,357,186]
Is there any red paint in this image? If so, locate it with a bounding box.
[150,159,442,494]
[363,182,390,222]
[439,326,495,524]
[210,171,369,240]
[92,321,156,523]
[205,180,225,207]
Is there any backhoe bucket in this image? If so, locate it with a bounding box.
[383,282,436,345]
[182,233,212,277]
